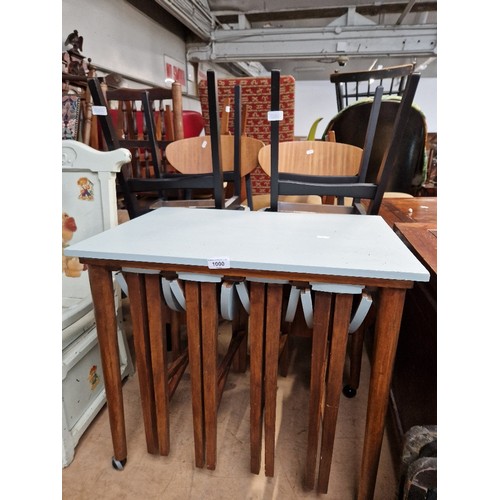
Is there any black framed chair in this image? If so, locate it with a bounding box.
[325,64,427,195]
[263,69,421,215]
[330,63,415,111]
[157,77,264,212]
[88,73,233,219]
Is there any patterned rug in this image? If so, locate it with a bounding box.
[199,75,295,194]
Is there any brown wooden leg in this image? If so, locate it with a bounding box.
[357,287,406,500]
[347,325,365,393]
[278,318,290,377]
[346,300,376,397]
[304,291,332,490]
[264,283,283,477]
[172,311,181,357]
[124,272,159,455]
[201,282,219,470]
[249,282,265,474]
[88,265,128,463]
[232,302,248,373]
[317,293,353,493]
[145,274,170,456]
[184,281,205,468]
[163,303,181,360]
[278,286,291,377]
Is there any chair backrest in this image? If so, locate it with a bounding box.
[165,134,263,209]
[88,78,188,218]
[330,64,415,112]
[259,140,363,178]
[167,135,263,176]
[91,81,184,176]
[263,69,421,215]
[322,100,427,194]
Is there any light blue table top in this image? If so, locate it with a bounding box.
[65,207,430,282]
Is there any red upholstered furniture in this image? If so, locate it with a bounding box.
[199,75,295,194]
[182,110,204,138]
[107,110,204,140]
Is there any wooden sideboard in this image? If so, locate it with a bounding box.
[375,197,437,450]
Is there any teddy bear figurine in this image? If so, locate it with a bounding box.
[62,212,87,277]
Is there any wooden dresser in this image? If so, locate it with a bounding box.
[377,197,437,450]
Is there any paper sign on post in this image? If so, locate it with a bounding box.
[92,105,108,116]
[267,110,283,121]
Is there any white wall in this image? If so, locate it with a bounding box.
[63,0,437,131]
[294,77,437,139]
[63,0,184,82]
[63,0,203,110]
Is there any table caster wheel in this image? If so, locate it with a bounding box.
[343,384,357,398]
[112,457,127,470]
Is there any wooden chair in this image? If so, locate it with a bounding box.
[160,134,263,210]
[326,64,427,195]
[155,74,264,211]
[88,78,219,218]
[263,70,420,215]
[88,78,179,217]
[89,73,258,216]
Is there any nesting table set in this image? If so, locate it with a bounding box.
[65,207,429,499]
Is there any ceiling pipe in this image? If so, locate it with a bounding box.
[154,0,214,41]
[396,0,417,25]
[154,0,267,77]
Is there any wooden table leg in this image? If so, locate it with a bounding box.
[124,272,159,455]
[249,281,265,474]
[184,281,205,468]
[346,323,366,395]
[232,302,248,373]
[87,265,128,465]
[264,283,283,477]
[317,293,353,493]
[145,273,170,456]
[201,282,219,470]
[357,287,406,500]
[304,291,332,490]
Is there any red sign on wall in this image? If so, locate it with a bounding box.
[164,55,186,91]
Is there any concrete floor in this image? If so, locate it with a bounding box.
[62,300,399,500]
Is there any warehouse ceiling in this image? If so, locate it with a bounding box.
[153,0,437,80]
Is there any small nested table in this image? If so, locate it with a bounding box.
[65,207,429,499]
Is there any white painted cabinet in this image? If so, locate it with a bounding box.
[62,140,133,467]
